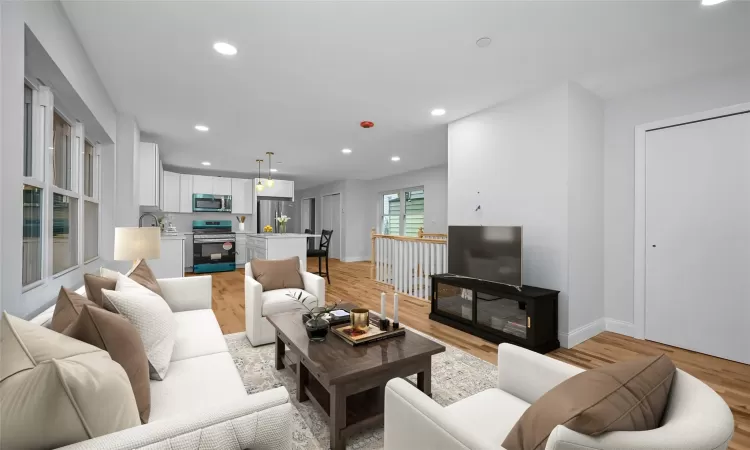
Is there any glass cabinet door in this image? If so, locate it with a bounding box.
[435,283,473,321]
[476,292,527,339]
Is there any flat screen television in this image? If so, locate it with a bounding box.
[448,226,523,287]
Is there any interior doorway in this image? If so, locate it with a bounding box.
[641,109,749,364]
[301,197,316,249]
[321,193,342,259]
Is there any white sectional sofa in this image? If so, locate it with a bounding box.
[385,343,735,450]
[31,275,293,450]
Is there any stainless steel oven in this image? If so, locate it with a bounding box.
[192,194,232,212]
[192,220,236,273]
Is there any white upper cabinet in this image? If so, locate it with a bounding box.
[231,178,254,214]
[139,142,161,207]
[191,175,232,196]
[255,179,294,200]
[179,174,193,212]
[213,177,232,195]
[192,175,213,194]
[162,171,181,212]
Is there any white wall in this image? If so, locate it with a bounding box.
[449,84,572,333]
[448,82,605,345]
[567,83,605,333]
[115,114,140,228]
[23,1,116,141]
[603,65,750,330]
[0,1,24,315]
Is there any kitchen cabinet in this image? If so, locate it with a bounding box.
[184,234,193,271]
[162,171,181,212]
[235,234,247,266]
[139,142,161,207]
[213,177,232,195]
[254,179,294,200]
[179,174,193,213]
[231,178,254,214]
[191,175,233,196]
[192,175,213,195]
[147,236,185,278]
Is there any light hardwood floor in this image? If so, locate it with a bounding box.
[209,258,750,449]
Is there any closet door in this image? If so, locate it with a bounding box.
[645,112,749,364]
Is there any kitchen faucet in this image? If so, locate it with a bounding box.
[139,212,159,228]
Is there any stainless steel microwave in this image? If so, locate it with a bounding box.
[192,194,232,212]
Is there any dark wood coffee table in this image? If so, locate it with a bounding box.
[267,304,445,450]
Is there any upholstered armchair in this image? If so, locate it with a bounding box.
[244,262,325,346]
[385,343,734,450]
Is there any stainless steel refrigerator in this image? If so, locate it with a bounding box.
[256,197,294,233]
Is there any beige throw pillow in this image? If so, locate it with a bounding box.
[50,287,101,333]
[102,274,176,380]
[502,354,676,450]
[0,312,139,449]
[100,259,163,297]
[64,305,151,423]
[83,273,117,307]
[251,256,305,291]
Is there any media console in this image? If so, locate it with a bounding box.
[429,274,559,354]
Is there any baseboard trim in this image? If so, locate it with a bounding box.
[559,318,605,349]
[605,319,635,337]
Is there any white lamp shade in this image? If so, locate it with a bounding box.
[114,227,161,261]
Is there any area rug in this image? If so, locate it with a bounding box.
[226,330,497,450]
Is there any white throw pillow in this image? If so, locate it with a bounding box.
[102,274,176,380]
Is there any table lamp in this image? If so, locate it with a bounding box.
[114,227,161,269]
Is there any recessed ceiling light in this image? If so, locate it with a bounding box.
[195,125,209,132]
[701,0,729,5]
[213,42,237,56]
[391,156,401,162]
[270,168,278,172]
[201,161,211,166]
[431,108,446,117]
[476,37,492,48]
[342,148,352,154]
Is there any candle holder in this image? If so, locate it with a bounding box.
[379,318,390,331]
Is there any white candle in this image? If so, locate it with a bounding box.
[380,292,386,319]
[394,293,399,323]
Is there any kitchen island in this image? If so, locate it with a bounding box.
[237,233,318,272]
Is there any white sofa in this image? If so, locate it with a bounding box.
[244,261,325,346]
[30,275,293,450]
[385,343,734,450]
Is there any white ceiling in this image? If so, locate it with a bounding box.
[61,0,750,189]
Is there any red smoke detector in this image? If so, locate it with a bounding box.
[360,121,374,128]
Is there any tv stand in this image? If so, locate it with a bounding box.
[429,274,559,354]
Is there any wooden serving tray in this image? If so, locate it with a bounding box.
[331,319,405,346]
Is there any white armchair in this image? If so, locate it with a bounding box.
[245,262,325,346]
[385,343,734,450]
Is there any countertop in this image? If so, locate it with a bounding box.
[160,233,187,241]
[240,233,320,239]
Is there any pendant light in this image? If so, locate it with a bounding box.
[255,159,265,192]
[265,152,275,187]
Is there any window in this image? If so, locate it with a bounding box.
[53,111,73,190]
[84,201,98,261]
[379,187,425,236]
[22,185,43,286]
[382,193,400,236]
[52,193,78,274]
[403,188,425,237]
[83,140,94,197]
[24,86,33,177]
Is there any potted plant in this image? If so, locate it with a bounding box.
[276,214,290,234]
[287,291,339,342]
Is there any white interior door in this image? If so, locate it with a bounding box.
[645,112,750,364]
[321,193,341,259]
